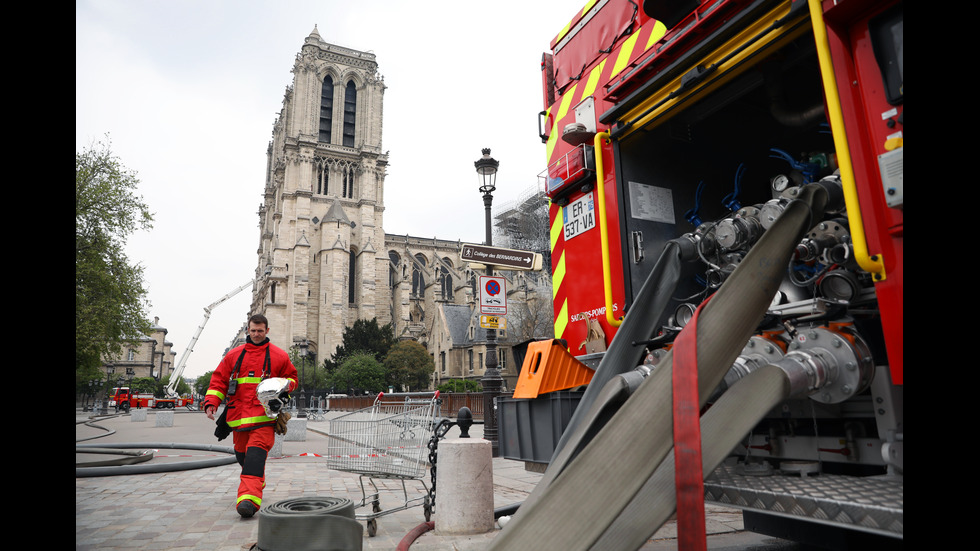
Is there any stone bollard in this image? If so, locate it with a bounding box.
[270,433,285,458]
[285,417,307,442]
[155,410,174,427]
[131,409,148,422]
[435,438,494,535]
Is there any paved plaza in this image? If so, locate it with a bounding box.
[76,408,794,550]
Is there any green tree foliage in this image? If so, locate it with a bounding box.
[436,379,482,393]
[325,318,396,371]
[195,371,214,397]
[131,376,160,395]
[289,348,329,391]
[383,340,435,391]
[76,138,154,372]
[329,353,386,394]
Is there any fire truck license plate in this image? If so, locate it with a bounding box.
[563,192,595,240]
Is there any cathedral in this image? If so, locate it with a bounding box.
[248,28,548,391]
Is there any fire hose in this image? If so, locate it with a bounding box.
[255,497,363,551]
[76,442,237,477]
[490,182,835,550]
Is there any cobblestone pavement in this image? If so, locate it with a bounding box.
[76,408,787,550]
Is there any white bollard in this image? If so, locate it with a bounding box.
[435,438,494,535]
[131,409,147,422]
[155,410,174,427]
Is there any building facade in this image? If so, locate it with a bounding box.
[250,29,548,391]
[101,317,177,383]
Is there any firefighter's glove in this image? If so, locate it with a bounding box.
[274,411,291,435]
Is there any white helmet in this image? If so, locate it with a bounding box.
[256,377,292,417]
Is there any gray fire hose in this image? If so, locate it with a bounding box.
[592,363,792,549]
[257,497,362,551]
[75,442,237,477]
[490,183,831,550]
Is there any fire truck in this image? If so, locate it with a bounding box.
[495,0,902,548]
[109,387,192,410]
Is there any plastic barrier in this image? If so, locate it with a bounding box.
[513,340,594,399]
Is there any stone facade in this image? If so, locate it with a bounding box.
[101,317,177,383]
[252,28,389,367]
[250,30,547,391]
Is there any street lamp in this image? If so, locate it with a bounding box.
[474,148,503,457]
[298,338,309,417]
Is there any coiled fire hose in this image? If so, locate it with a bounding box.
[256,497,362,551]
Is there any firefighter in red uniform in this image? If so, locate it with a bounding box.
[203,314,298,518]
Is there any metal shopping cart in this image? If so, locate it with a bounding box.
[325,391,442,536]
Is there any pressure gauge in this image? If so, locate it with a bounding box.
[771,174,791,193]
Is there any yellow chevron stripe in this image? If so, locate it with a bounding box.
[552,252,566,300]
[546,84,578,163]
[550,206,564,250]
[646,19,668,50]
[555,298,569,339]
[582,58,607,98]
[612,25,643,77]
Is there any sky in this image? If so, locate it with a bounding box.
[76,0,586,380]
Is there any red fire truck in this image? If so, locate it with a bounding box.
[497,0,902,548]
[109,387,192,410]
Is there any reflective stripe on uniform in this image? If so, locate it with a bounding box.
[237,494,261,506]
[206,389,225,401]
[228,414,276,428]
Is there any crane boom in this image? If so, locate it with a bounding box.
[166,280,254,397]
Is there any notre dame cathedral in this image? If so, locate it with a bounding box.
[248,28,551,391]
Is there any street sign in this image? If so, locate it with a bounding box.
[479,275,507,315]
[460,243,542,271]
[479,315,507,329]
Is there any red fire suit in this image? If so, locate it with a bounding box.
[203,338,297,512]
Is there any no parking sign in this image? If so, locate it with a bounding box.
[479,276,507,315]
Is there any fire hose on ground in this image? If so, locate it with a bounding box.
[76,442,238,477]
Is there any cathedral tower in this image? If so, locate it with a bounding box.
[253,27,388,364]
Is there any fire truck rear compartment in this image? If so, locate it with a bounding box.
[608,30,903,545]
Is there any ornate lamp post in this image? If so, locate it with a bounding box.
[298,338,309,417]
[475,148,503,457]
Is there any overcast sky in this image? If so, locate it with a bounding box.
[76,0,585,380]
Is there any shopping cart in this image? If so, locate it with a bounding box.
[325,391,442,536]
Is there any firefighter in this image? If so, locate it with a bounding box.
[203,314,298,518]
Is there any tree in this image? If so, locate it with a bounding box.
[161,374,191,397]
[384,340,435,391]
[505,275,555,342]
[437,379,481,393]
[325,318,396,371]
[195,371,214,397]
[289,347,328,392]
[329,353,386,394]
[76,137,154,372]
[131,376,159,395]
